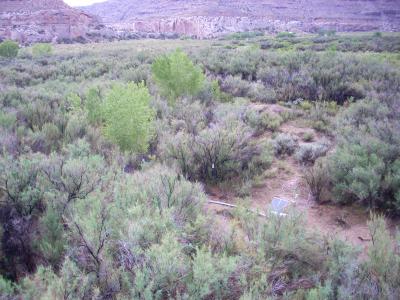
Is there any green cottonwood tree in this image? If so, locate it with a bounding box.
[152,49,205,104]
[0,40,19,58]
[102,82,155,153]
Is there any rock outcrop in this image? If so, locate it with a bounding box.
[0,0,98,44]
[82,0,400,37]
[1,0,399,43]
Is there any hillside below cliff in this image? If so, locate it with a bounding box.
[1,0,399,43]
[81,0,400,37]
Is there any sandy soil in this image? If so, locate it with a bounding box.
[205,104,398,252]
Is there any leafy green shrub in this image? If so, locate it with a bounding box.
[0,40,19,58]
[272,133,298,156]
[32,43,53,57]
[102,82,155,152]
[152,49,205,104]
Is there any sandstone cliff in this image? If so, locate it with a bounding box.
[0,0,98,44]
[82,0,400,37]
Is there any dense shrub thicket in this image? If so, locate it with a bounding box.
[0,34,399,299]
[328,98,400,213]
[32,43,53,57]
[157,99,273,185]
[198,47,399,104]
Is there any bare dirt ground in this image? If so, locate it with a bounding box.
[206,104,399,252]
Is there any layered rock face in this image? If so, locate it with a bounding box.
[83,0,400,37]
[0,0,98,44]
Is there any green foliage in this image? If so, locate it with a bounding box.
[189,247,237,299]
[329,99,400,212]
[235,207,328,293]
[336,215,400,299]
[366,215,399,283]
[246,110,283,133]
[147,233,189,296]
[0,111,16,129]
[0,34,399,300]
[40,144,106,213]
[17,262,93,300]
[225,31,264,40]
[152,49,205,103]
[0,40,19,58]
[85,86,103,124]
[276,31,296,39]
[330,143,385,206]
[115,165,205,225]
[68,193,113,275]
[306,283,332,300]
[0,276,15,298]
[35,206,66,268]
[32,43,53,57]
[18,266,60,299]
[102,82,155,152]
[161,118,272,183]
[211,79,231,102]
[0,154,43,216]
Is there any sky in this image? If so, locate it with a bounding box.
[63,0,107,6]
